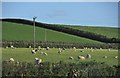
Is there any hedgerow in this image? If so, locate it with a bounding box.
[2,40,118,49]
[2,61,119,77]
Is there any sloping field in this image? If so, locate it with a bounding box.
[2,18,119,43]
[2,22,103,45]
[63,25,118,39]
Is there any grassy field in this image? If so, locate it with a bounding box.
[54,24,119,39]
[2,48,118,66]
[2,22,103,45]
[67,26,119,39]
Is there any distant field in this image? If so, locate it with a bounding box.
[2,22,103,45]
[2,48,118,66]
[67,26,119,39]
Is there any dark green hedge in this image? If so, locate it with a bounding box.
[2,40,119,49]
[2,61,119,77]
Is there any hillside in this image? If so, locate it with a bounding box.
[53,24,119,39]
[68,26,118,39]
[2,18,119,43]
[2,22,103,45]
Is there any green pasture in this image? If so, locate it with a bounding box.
[54,24,119,38]
[68,26,119,39]
[2,48,118,66]
[2,22,103,45]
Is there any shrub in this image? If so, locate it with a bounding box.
[2,61,119,77]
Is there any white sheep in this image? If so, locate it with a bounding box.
[44,52,48,55]
[91,49,94,52]
[69,56,74,60]
[35,49,39,52]
[100,48,102,50]
[35,58,38,60]
[29,46,31,48]
[5,46,8,48]
[39,59,42,63]
[31,50,36,54]
[58,50,62,54]
[10,45,14,49]
[58,48,61,50]
[38,46,41,50]
[11,45,13,48]
[86,54,91,59]
[42,48,45,50]
[35,58,42,64]
[16,61,19,65]
[78,56,85,60]
[103,56,107,58]
[9,58,14,62]
[46,47,49,50]
[73,47,76,49]
[84,47,87,49]
[108,49,110,52]
[115,56,118,59]
[73,47,76,51]
[40,52,43,54]
[80,50,84,52]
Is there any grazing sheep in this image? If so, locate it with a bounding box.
[46,47,49,50]
[9,58,14,62]
[74,73,77,77]
[29,46,31,48]
[44,52,48,55]
[35,58,42,64]
[103,56,107,58]
[35,58,39,64]
[80,50,84,52]
[69,56,74,60]
[38,46,41,50]
[73,47,76,51]
[11,45,13,48]
[31,50,36,54]
[100,48,102,50]
[40,52,43,54]
[10,45,14,49]
[5,46,8,48]
[58,48,61,50]
[58,50,62,54]
[86,54,91,59]
[35,58,39,60]
[73,47,76,49]
[84,47,87,49]
[108,49,110,52]
[35,49,39,52]
[42,48,45,50]
[115,56,118,59]
[91,49,94,52]
[78,56,85,60]
[39,59,42,63]
[15,61,19,65]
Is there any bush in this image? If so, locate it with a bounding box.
[2,40,118,49]
[2,61,119,77]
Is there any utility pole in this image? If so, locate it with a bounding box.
[33,17,37,50]
[45,29,46,41]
